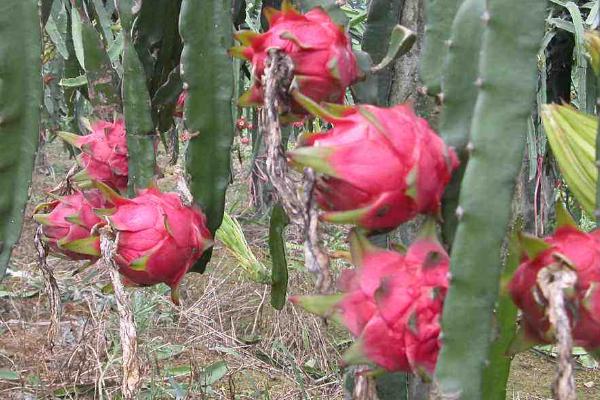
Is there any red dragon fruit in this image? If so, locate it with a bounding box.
[174,90,187,118]
[292,223,449,375]
[509,206,600,351]
[95,182,213,304]
[288,93,459,231]
[58,119,128,192]
[229,0,359,118]
[33,190,109,261]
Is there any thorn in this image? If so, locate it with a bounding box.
[445,39,453,48]
[182,82,189,90]
[466,141,475,153]
[455,206,464,220]
[475,77,484,87]
[481,10,491,23]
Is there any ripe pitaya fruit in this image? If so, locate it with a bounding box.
[229,1,359,118]
[288,93,459,231]
[174,90,187,118]
[58,119,128,192]
[95,182,213,304]
[509,206,600,351]
[33,190,109,261]
[292,223,449,375]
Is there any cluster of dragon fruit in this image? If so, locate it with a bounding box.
[33,118,213,305]
[229,1,600,376]
[34,0,600,379]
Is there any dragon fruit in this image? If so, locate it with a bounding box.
[229,0,359,118]
[508,207,600,351]
[292,223,449,375]
[174,90,187,118]
[288,93,459,231]
[33,190,108,261]
[58,119,128,192]
[95,182,213,304]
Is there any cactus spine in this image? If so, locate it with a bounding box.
[0,0,42,277]
[433,0,546,397]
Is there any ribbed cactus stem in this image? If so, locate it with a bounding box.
[433,0,546,397]
[438,0,485,244]
[0,0,42,277]
[117,0,157,193]
[180,0,235,272]
[419,0,463,95]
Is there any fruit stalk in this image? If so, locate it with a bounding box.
[261,49,330,289]
[99,226,141,399]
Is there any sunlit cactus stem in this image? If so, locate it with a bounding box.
[433,0,546,397]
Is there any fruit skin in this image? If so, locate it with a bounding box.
[288,101,459,231]
[509,226,600,350]
[229,1,359,118]
[100,184,213,304]
[33,190,108,261]
[58,119,129,192]
[291,228,449,375]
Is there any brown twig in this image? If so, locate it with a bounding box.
[34,225,62,349]
[49,163,78,196]
[261,48,331,292]
[99,225,141,399]
[537,262,578,400]
[351,366,378,400]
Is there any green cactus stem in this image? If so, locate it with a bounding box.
[0,0,42,277]
[269,204,290,310]
[71,5,121,119]
[433,0,546,397]
[180,0,235,273]
[438,0,484,245]
[116,0,157,194]
[481,224,521,399]
[419,0,462,96]
[361,0,404,105]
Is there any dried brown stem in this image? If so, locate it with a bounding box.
[99,225,141,399]
[49,164,78,196]
[537,263,578,400]
[352,366,378,400]
[261,49,331,292]
[34,225,62,349]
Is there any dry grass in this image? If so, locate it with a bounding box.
[0,139,347,399]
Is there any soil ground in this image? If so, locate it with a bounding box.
[1,139,599,399]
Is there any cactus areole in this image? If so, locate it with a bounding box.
[288,94,459,231]
[229,1,359,118]
[96,183,213,304]
[509,223,600,351]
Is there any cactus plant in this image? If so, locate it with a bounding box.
[117,0,158,193]
[433,0,546,397]
[180,0,235,272]
[0,0,42,278]
[419,0,462,95]
[437,0,485,244]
